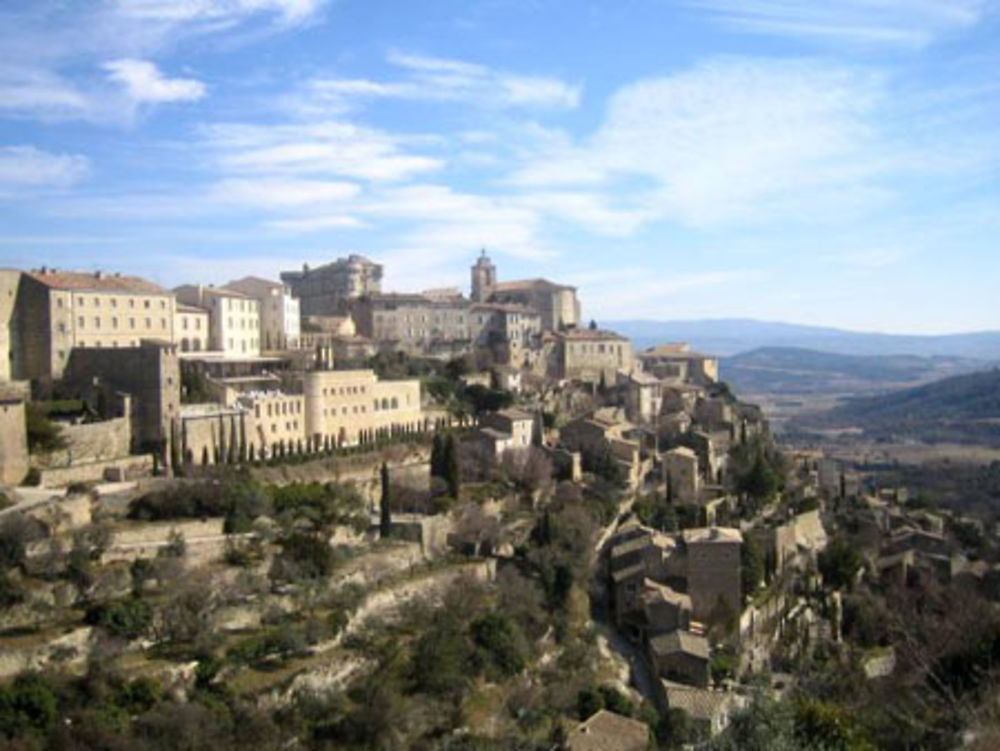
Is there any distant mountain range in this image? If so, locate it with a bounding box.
[605,318,1000,359]
[792,368,1000,447]
[720,347,984,397]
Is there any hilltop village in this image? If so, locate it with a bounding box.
[1,253,999,750]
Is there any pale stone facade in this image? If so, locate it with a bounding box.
[620,369,663,423]
[174,305,210,353]
[302,369,422,447]
[10,269,176,385]
[352,293,472,355]
[547,328,635,384]
[225,276,301,351]
[63,340,181,452]
[640,343,719,384]
[0,270,20,382]
[682,527,743,622]
[173,285,260,357]
[663,446,700,503]
[0,386,28,485]
[489,277,580,331]
[478,408,535,456]
[237,391,307,457]
[281,255,383,316]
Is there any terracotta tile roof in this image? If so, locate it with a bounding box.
[27,269,168,296]
[557,328,630,342]
[567,710,650,751]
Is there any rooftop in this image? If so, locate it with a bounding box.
[649,629,710,660]
[662,681,735,722]
[26,268,168,296]
[682,527,743,545]
[492,277,576,293]
[566,710,650,751]
[557,328,629,342]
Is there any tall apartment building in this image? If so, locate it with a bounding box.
[225,276,301,351]
[281,255,383,316]
[3,268,176,386]
[173,284,260,357]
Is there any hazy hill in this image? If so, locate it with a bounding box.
[720,347,983,396]
[794,368,1000,447]
[606,318,1000,359]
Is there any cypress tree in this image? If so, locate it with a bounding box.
[444,434,461,499]
[201,446,210,466]
[169,422,181,477]
[239,419,247,463]
[431,433,444,478]
[380,462,392,538]
[228,420,238,465]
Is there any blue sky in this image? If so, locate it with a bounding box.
[0,1,998,334]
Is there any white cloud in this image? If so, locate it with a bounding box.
[266,215,364,232]
[0,145,90,194]
[104,59,206,103]
[511,58,898,228]
[110,0,326,27]
[204,121,442,182]
[0,67,90,119]
[684,0,987,47]
[306,51,581,112]
[211,177,360,207]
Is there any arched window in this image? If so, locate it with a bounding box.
[381,398,389,410]
[391,397,398,409]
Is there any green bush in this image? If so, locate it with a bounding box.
[0,673,58,738]
[471,613,528,677]
[85,597,154,640]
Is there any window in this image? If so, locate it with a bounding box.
[56,298,64,308]
[161,318,166,329]
[129,298,135,308]
[145,318,151,328]
[93,297,99,306]
[182,318,188,330]
[129,318,136,329]
[77,316,84,327]
[144,300,150,309]
[112,317,118,329]
[111,298,117,308]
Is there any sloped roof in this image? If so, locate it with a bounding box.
[649,630,710,660]
[662,681,734,722]
[558,328,629,342]
[492,277,575,292]
[26,269,168,296]
[567,710,650,751]
[682,527,742,545]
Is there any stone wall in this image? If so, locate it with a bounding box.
[0,391,28,485]
[52,413,132,466]
[39,455,152,488]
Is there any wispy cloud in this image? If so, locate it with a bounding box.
[510,58,907,228]
[103,59,206,103]
[203,121,442,182]
[684,0,988,47]
[304,51,581,112]
[0,146,90,195]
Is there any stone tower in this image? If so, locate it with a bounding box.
[470,249,496,302]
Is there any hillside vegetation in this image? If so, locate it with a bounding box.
[796,368,1000,446]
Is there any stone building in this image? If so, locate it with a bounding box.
[173,284,260,357]
[560,408,643,488]
[682,527,743,622]
[352,293,472,356]
[648,630,711,687]
[547,328,635,384]
[8,268,176,386]
[301,369,423,447]
[620,369,663,424]
[281,255,383,316]
[62,340,181,452]
[237,390,306,457]
[470,250,497,303]
[488,275,580,331]
[664,446,700,503]
[639,343,719,384]
[0,384,28,485]
[477,408,536,456]
[174,305,210,353]
[0,269,21,381]
[225,276,301,351]
[567,710,650,751]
